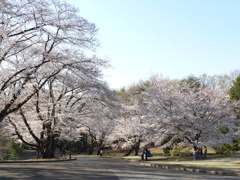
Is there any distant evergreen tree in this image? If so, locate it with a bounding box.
[229,76,240,119]
[181,74,201,88]
[229,76,240,101]
[116,80,149,105]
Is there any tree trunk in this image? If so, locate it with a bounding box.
[36,139,57,159]
[124,146,134,156]
[88,137,95,155]
[82,134,88,153]
[134,145,140,156]
[134,139,141,156]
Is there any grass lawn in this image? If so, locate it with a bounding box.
[103,148,240,172]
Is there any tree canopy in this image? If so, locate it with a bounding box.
[0,0,116,158]
[0,0,104,122]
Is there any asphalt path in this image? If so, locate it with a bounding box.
[0,156,239,180]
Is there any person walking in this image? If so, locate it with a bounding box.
[195,147,200,160]
[192,146,196,160]
[203,146,207,160]
[199,146,203,159]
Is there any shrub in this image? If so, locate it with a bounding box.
[163,147,171,154]
[6,139,24,159]
[170,145,192,157]
[214,141,239,154]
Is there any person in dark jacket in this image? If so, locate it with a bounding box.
[141,147,149,161]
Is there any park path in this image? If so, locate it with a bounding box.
[0,155,239,180]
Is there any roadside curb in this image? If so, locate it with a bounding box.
[130,160,240,177]
[0,158,77,163]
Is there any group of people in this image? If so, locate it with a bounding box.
[140,146,207,161]
[192,146,207,160]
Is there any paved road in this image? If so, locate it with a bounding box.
[0,156,239,180]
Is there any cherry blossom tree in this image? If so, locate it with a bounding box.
[0,0,116,158]
[112,82,154,156]
[143,75,240,148]
[70,90,118,155]
[113,106,154,156]
[3,68,116,158]
[0,0,100,122]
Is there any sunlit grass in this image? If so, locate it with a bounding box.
[104,148,240,172]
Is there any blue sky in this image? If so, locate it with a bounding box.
[66,0,240,90]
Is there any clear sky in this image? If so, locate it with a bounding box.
[66,0,240,90]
